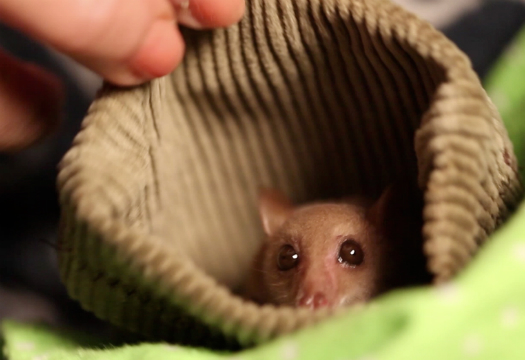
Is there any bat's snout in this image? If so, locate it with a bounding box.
[296,292,329,309]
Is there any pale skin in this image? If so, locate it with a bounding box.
[245,186,431,309]
[0,0,245,151]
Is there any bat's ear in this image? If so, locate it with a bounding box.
[258,188,293,236]
[366,185,394,225]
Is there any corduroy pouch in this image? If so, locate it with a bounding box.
[56,0,523,349]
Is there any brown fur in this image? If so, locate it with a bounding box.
[244,185,430,309]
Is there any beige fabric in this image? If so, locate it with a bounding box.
[56,0,522,348]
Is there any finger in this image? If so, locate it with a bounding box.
[128,19,186,80]
[174,0,246,29]
[0,0,181,86]
[73,19,185,86]
[0,0,245,86]
[0,50,63,152]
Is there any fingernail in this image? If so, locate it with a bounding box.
[171,0,204,29]
[174,0,190,9]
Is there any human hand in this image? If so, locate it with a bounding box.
[0,0,245,150]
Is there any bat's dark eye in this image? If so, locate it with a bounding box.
[338,239,364,266]
[277,244,299,271]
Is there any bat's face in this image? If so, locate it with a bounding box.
[253,186,428,309]
[259,203,390,309]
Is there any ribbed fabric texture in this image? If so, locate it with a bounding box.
[56,0,522,348]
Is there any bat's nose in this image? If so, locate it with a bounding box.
[297,292,328,309]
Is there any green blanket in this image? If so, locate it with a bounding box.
[485,24,525,180]
[4,22,525,360]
